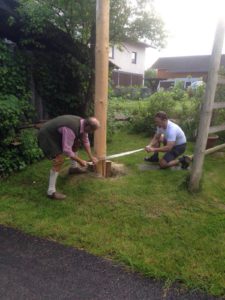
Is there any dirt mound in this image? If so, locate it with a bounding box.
[110,162,127,177]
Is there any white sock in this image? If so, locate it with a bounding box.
[47,169,59,195]
[71,152,77,168]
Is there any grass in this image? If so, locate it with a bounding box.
[109,97,149,115]
[0,130,225,297]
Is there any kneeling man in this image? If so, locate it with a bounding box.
[145,111,189,169]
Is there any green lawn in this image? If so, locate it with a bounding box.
[0,130,225,296]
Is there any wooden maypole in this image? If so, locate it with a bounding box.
[94,0,110,176]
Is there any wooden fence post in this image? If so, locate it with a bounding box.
[189,18,225,192]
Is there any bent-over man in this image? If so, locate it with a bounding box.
[38,115,100,200]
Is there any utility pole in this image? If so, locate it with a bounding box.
[94,0,110,176]
[189,18,225,192]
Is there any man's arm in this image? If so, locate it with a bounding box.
[82,133,98,164]
[83,143,98,164]
[59,127,87,167]
[149,141,175,153]
[145,133,161,151]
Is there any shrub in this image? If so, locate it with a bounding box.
[0,94,22,143]
[107,102,131,142]
[0,147,26,177]
[0,39,42,177]
[112,86,151,100]
[129,88,202,140]
[0,129,43,178]
[19,128,44,164]
[0,95,42,177]
[0,94,33,143]
[129,90,179,136]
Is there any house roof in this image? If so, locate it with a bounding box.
[120,38,152,48]
[151,55,225,72]
[109,60,120,69]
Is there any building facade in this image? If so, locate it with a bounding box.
[151,55,225,81]
[109,40,149,87]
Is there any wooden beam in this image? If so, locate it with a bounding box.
[217,75,225,85]
[185,143,225,161]
[104,160,112,177]
[205,143,225,155]
[213,102,225,109]
[94,0,110,176]
[209,123,225,134]
[189,18,225,192]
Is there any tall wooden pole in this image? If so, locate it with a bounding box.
[189,18,225,192]
[94,0,110,175]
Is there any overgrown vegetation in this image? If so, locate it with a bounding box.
[109,85,203,141]
[31,50,91,117]
[109,82,225,143]
[16,0,167,113]
[0,40,43,177]
[0,0,167,176]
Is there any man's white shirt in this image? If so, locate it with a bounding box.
[156,120,186,146]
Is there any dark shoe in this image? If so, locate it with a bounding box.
[144,155,159,163]
[48,192,66,200]
[179,155,192,169]
[68,167,87,175]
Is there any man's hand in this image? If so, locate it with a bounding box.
[78,159,87,167]
[145,145,154,152]
[91,156,98,165]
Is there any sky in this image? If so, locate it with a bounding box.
[145,0,225,69]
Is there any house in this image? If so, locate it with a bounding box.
[109,40,150,87]
[151,55,225,82]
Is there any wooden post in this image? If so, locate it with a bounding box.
[94,0,110,176]
[189,18,225,192]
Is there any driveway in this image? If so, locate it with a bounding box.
[0,225,222,300]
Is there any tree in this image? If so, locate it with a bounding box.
[145,68,157,79]
[18,0,166,46]
[17,0,167,113]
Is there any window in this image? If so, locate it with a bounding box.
[109,46,114,59]
[131,51,137,64]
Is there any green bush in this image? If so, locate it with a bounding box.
[0,95,22,143]
[0,40,30,99]
[129,90,179,136]
[0,94,42,177]
[0,147,26,177]
[0,39,42,177]
[113,86,151,100]
[0,128,43,178]
[128,88,202,140]
[107,107,130,143]
[19,128,44,164]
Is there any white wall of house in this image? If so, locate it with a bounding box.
[109,41,147,75]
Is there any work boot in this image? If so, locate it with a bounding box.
[68,167,87,175]
[144,153,159,163]
[48,192,66,200]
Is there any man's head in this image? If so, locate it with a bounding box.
[154,111,168,128]
[84,117,100,133]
